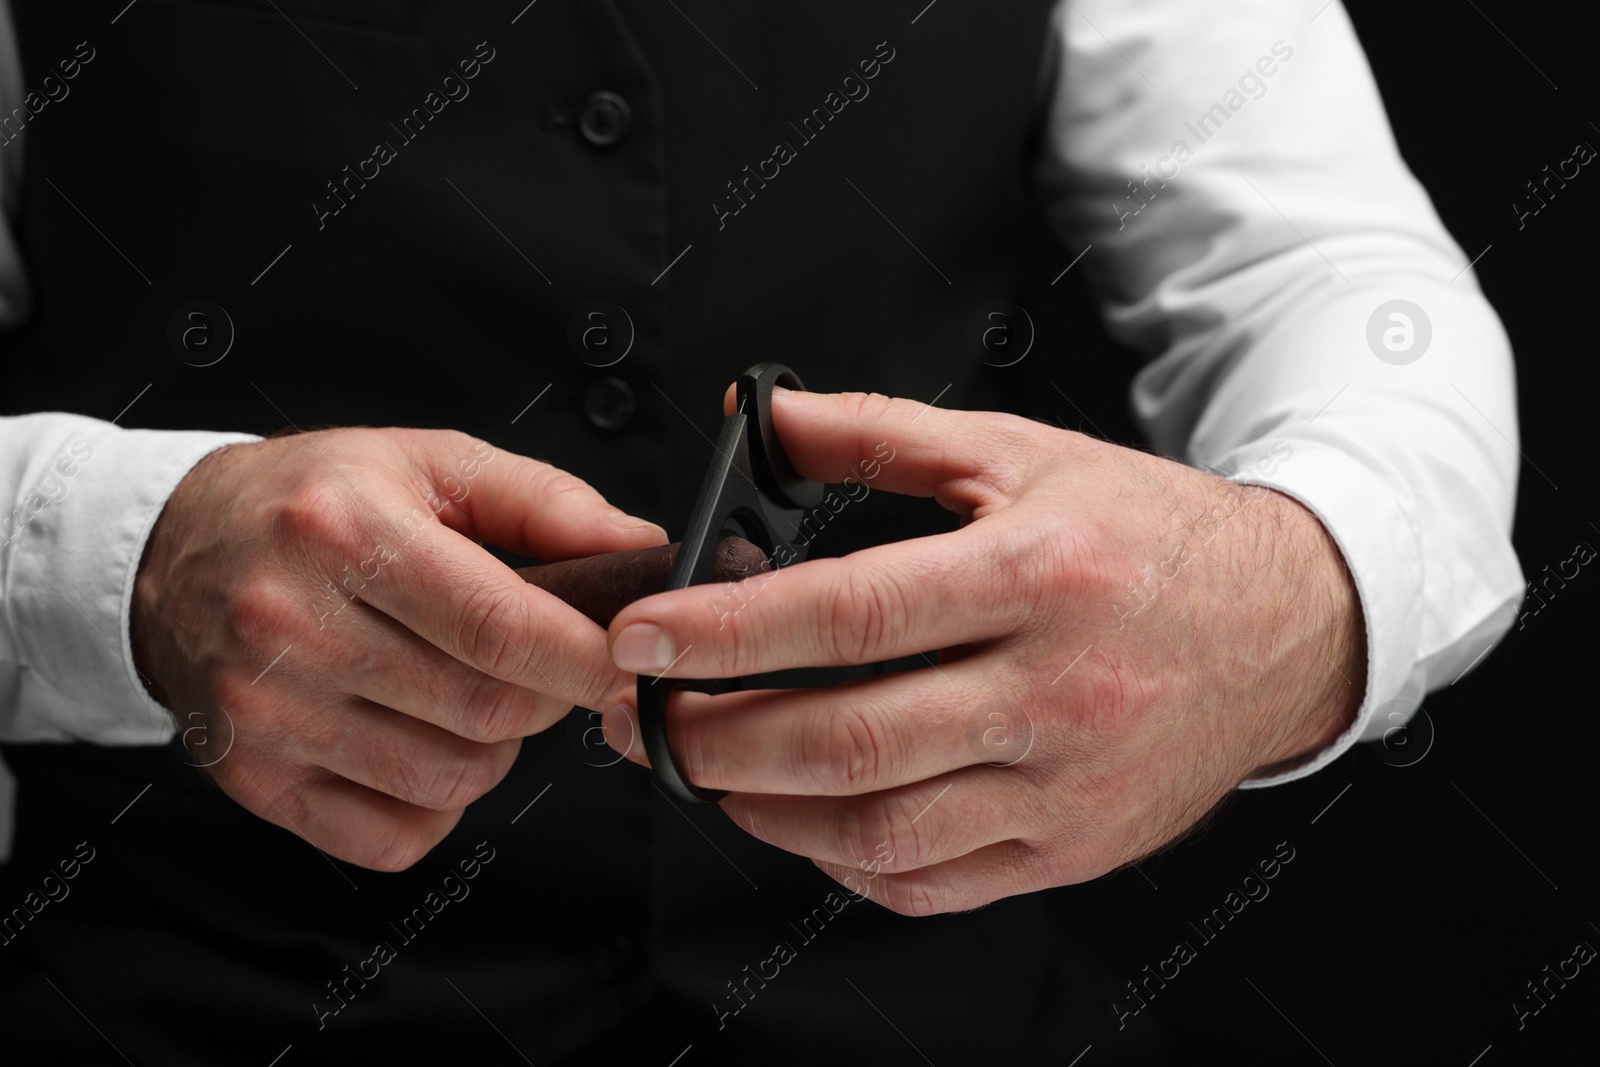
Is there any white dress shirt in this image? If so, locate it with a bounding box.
[0,0,1524,805]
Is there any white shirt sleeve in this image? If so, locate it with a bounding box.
[0,416,260,743]
[1033,0,1525,784]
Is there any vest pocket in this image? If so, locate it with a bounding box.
[151,0,416,33]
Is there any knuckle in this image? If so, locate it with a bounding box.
[850,791,931,871]
[213,755,276,814]
[437,428,480,455]
[840,390,900,427]
[276,482,359,558]
[883,876,954,918]
[455,673,528,742]
[366,822,437,873]
[990,415,1047,470]
[953,413,1041,499]
[1033,518,1102,618]
[210,667,253,712]
[817,570,896,665]
[990,527,1044,609]
[409,658,473,733]
[710,598,757,675]
[700,571,783,675]
[411,428,478,471]
[423,751,495,810]
[381,745,433,806]
[527,465,595,509]
[226,577,296,650]
[815,705,890,794]
[453,582,526,677]
[555,652,628,714]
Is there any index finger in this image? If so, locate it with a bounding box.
[314,477,641,713]
[608,524,1030,678]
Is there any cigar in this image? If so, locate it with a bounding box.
[517,536,771,627]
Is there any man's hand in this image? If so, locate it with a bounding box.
[132,427,666,870]
[601,389,1363,915]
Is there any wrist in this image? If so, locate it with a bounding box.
[130,440,251,716]
[1243,488,1366,778]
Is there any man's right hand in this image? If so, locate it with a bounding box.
[130,427,666,870]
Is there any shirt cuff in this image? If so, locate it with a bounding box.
[9,426,260,743]
[1219,438,1425,788]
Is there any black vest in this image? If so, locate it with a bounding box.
[1,2,1160,1063]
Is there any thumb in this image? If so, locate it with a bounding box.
[404,431,666,561]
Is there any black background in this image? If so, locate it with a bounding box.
[1049,1,1600,1062]
[0,2,1595,1064]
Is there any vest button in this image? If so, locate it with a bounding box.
[577,91,631,147]
[584,376,636,431]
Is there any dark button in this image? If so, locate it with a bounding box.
[584,376,636,431]
[590,932,641,984]
[577,91,631,147]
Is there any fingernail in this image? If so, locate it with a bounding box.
[610,510,667,538]
[613,623,675,673]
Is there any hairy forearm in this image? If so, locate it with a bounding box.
[1238,488,1366,779]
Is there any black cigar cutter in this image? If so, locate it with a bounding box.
[637,362,825,804]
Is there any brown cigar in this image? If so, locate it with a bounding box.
[516,536,771,627]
